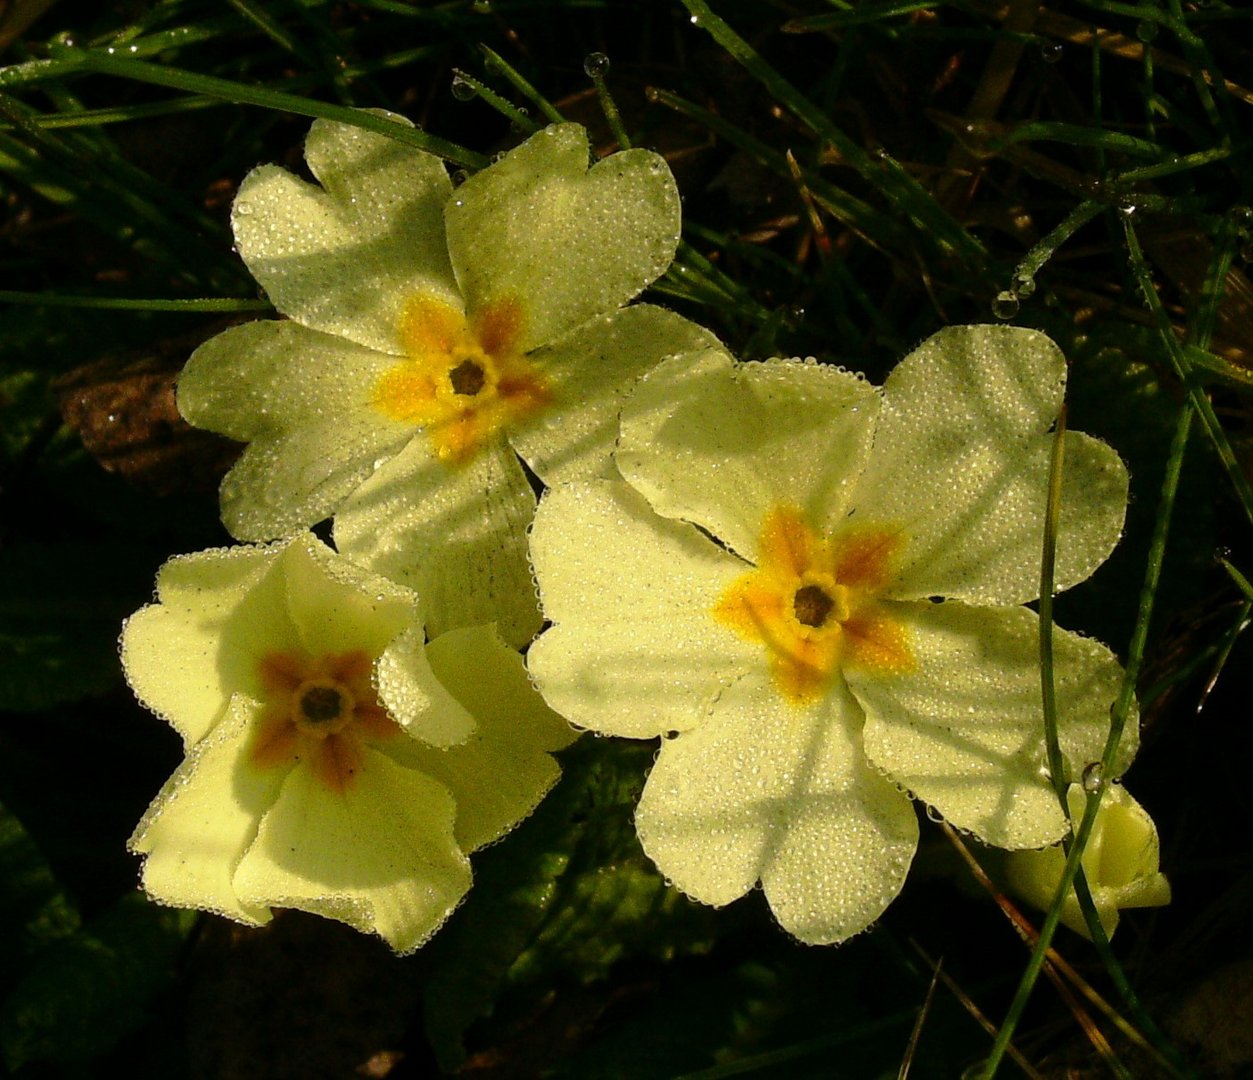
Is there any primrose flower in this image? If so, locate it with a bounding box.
[179,116,716,646]
[1003,782,1170,939]
[528,326,1136,944]
[123,533,574,953]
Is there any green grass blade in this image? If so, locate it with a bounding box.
[43,45,487,167]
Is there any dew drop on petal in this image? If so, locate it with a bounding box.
[1081,761,1105,794]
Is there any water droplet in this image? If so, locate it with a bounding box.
[450,74,477,101]
[234,201,254,216]
[451,169,469,186]
[1240,242,1253,264]
[924,804,945,823]
[1136,19,1158,42]
[991,290,1020,320]
[1040,42,1063,63]
[1011,271,1036,298]
[472,0,491,12]
[509,105,530,133]
[584,52,610,78]
[1081,761,1105,794]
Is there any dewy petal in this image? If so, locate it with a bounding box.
[232,114,458,354]
[375,627,477,748]
[278,533,416,658]
[383,625,577,852]
[445,124,680,353]
[635,674,918,944]
[528,480,759,740]
[122,544,298,747]
[850,600,1137,849]
[232,747,471,955]
[333,433,541,648]
[616,349,880,563]
[128,696,286,926]
[849,325,1128,604]
[179,320,413,541]
[508,305,720,487]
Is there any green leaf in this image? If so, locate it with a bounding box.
[0,891,195,1070]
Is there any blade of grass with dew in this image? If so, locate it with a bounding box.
[476,45,565,125]
[0,292,270,312]
[981,403,1197,1080]
[1038,404,1071,823]
[36,45,488,167]
[646,87,909,252]
[0,92,232,273]
[679,0,987,271]
[1123,216,1253,530]
[940,823,1174,1073]
[450,69,539,135]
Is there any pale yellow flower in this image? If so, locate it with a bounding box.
[178,117,716,646]
[124,533,574,953]
[529,327,1135,944]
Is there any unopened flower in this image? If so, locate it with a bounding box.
[179,117,715,646]
[123,533,574,953]
[1004,782,1170,939]
[528,326,1135,944]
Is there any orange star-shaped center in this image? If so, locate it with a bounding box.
[373,294,552,464]
[247,649,401,793]
[713,506,914,705]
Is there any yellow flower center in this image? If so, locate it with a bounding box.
[248,649,400,793]
[713,505,914,704]
[373,294,552,464]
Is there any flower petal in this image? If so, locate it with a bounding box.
[278,533,416,658]
[849,325,1128,604]
[376,627,477,748]
[128,696,285,926]
[179,320,413,540]
[509,305,720,487]
[850,600,1137,849]
[333,434,541,648]
[232,115,458,353]
[232,747,470,955]
[383,625,577,851]
[616,349,880,562]
[528,480,759,739]
[122,544,295,746]
[445,124,680,352]
[635,675,918,944]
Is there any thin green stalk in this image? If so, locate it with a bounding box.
[1112,143,1234,184]
[477,45,565,125]
[1123,216,1253,529]
[1012,199,1103,291]
[1220,559,1253,602]
[1038,405,1070,821]
[450,69,538,134]
[0,291,270,312]
[586,56,630,151]
[42,45,487,167]
[982,405,1196,1079]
